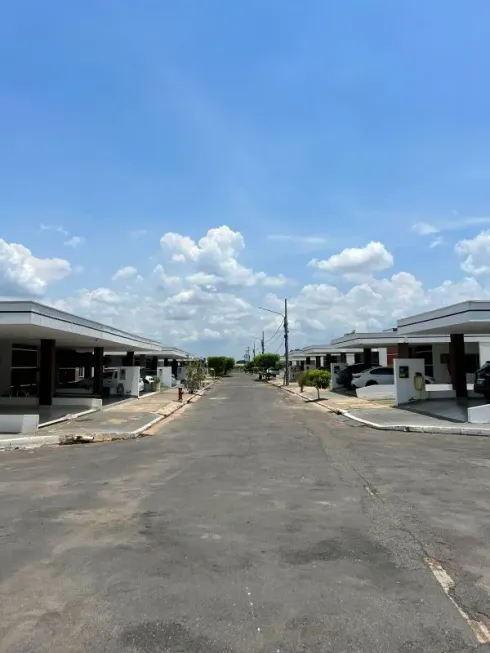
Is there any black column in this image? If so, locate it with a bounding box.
[83,352,92,379]
[171,359,178,376]
[124,351,135,366]
[39,339,56,406]
[164,358,169,367]
[340,352,347,363]
[315,355,321,369]
[363,348,373,366]
[450,333,467,399]
[93,347,104,396]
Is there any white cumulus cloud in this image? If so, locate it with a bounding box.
[0,238,71,297]
[455,230,490,275]
[161,225,288,288]
[113,266,138,281]
[309,241,393,280]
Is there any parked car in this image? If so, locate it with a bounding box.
[352,366,435,389]
[103,369,126,396]
[473,362,490,399]
[337,362,374,389]
[75,377,93,390]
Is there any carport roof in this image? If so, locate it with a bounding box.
[0,301,163,351]
[289,345,362,360]
[397,301,490,336]
[331,332,456,349]
[331,327,490,348]
[107,347,194,360]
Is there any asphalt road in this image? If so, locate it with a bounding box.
[1,374,490,652]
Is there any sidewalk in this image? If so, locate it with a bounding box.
[0,383,214,450]
[270,379,490,436]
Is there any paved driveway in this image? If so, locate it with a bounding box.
[0,375,489,651]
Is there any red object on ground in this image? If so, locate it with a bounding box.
[178,387,183,401]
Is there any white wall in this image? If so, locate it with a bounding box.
[0,341,12,394]
[431,343,451,383]
[378,348,388,366]
[394,358,428,405]
[157,367,173,387]
[107,366,141,396]
[119,366,140,396]
[479,340,490,367]
[0,414,39,434]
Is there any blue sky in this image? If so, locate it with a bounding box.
[2,1,490,356]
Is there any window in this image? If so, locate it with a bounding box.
[373,367,393,375]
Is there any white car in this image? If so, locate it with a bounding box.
[352,366,435,388]
[138,378,145,393]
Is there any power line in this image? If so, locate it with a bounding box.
[264,317,284,344]
[267,329,284,348]
[273,341,283,354]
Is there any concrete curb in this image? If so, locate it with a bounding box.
[0,435,61,450]
[0,380,216,451]
[38,407,98,429]
[272,382,490,437]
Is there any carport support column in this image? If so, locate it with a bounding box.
[125,351,135,366]
[93,347,104,396]
[315,355,321,369]
[363,348,373,366]
[398,343,410,359]
[450,334,467,399]
[39,339,56,406]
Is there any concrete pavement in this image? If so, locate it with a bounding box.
[0,374,490,651]
[273,379,490,435]
[0,386,210,449]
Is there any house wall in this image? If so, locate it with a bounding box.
[479,341,490,366]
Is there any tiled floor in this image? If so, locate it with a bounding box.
[402,398,486,423]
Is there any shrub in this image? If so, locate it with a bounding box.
[297,371,308,392]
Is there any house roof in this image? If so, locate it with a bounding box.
[0,301,164,351]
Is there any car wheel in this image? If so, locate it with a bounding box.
[116,383,125,396]
[365,380,378,386]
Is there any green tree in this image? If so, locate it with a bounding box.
[186,361,206,394]
[224,357,235,374]
[207,356,235,376]
[305,369,331,399]
[250,353,281,371]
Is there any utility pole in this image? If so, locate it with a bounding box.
[257,300,290,385]
[253,343,256,358]
[261,330,265,355]
[284,298,289,386]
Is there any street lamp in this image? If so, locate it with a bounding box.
[258,300,289,386]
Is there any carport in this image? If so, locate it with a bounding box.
[330,330,490,383]
[105,346,194,388]
[397,301,490,399]
[289,345,363,372]
[0,301,163,433]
